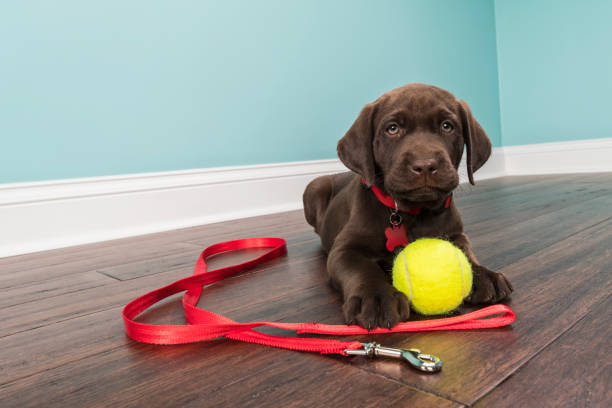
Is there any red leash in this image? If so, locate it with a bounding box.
[123,238,515,370]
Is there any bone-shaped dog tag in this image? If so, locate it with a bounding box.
[385,224,409,252]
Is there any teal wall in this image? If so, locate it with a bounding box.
[1,0,500,183]
[495,0,612,146]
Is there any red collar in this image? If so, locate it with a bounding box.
[361,179,452,215]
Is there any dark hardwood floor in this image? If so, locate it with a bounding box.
[1,174,610,407]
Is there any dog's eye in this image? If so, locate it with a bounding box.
[386,123,400,135]
[441,121,454,132]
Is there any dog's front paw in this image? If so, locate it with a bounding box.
[466,265,513,304]
[343,283,410,329]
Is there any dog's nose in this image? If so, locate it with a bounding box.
[410,158,438,175]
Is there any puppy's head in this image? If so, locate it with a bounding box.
[337,83,491,209]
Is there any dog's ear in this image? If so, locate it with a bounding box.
[337,102,377,186]
[458,100,491,185]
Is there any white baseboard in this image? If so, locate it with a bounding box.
[0,160,346,258]
[502,138,612,175]
[458,146,507,183]
[1,138,609,258]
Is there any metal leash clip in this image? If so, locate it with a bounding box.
[345,342,442,373]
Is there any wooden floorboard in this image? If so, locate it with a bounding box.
[473,294,612,408]
[1,174,611,407]
[453,173,597,201]
[0,241,201,289]
[0,269,117,309]
[0,221,315,309]
[458,174,612,236]
[0,238,324,337]
[0,240,331,384]
[469,193,612,270]
[1,340,463,408]
[348,216,612,405]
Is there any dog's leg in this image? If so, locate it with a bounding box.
[327,247,411,329]
[303,172,352,234]
[303,175,334,234]
[450,233,513,303]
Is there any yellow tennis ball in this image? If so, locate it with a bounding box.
[392,238,472,315]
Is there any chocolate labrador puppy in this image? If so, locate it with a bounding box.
[303,83,513,329]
